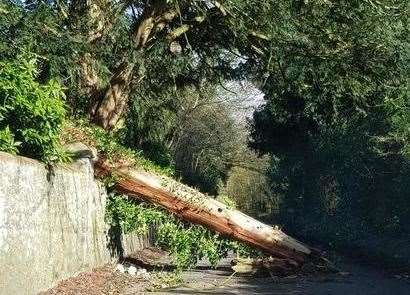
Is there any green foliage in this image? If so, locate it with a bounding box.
[379,92,410,159]
[61,119,175,176]
[0,57,68,162]
[3,0,408,269]
[106,196,165,235]
[124,81,242,194]
[1,0,258,194]
[248,0,409,267]
[106,195,259,269]
[0,126,20,154]
[171,87,240,194]
[219,151,277,218]
[215,194,237,210]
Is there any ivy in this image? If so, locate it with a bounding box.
[106,195,261,270]
[0,126,20,154]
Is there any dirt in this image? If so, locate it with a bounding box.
[39,265,148,295]
[40,251,410,295]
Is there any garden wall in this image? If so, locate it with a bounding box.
[0,152,148,295]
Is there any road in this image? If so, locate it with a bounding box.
[42,254,409,295]
[154,257,409,295]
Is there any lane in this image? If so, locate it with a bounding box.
[155,257,409,295]
[41,254,410,294]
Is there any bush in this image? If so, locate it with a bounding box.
[0,126,20,154]
[0,57,67,161]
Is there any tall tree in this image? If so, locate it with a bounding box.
[248,0,409,257]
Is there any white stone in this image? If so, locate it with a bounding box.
[116,264,125,273]
[127,265,137,275]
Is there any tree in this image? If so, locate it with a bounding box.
[72,0,245,129]
[248,0,409,263]
[172,90,238,194]
[1,0,301,130]
[219,152,276,218]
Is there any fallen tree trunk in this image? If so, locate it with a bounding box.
[94,159,313,266]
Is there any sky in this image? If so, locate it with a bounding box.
[217,80,265,124]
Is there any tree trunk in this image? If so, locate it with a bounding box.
[90,62,134,129]
[89,5,178,130]
[94,159,313,265]
[70,0,121,127]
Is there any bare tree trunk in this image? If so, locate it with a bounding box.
[94,159,314,265]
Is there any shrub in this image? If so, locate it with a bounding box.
[0,57,67,161]
[0,126,20,154]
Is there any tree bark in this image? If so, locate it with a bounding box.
[89,5,178,130]
[90,62,134,129]
[69,0,119,123]
[94,159,313,265]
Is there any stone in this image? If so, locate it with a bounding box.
[127,265,137,276]
[116,264,126,273]
[64,142,98,161]
[0,152,109,295]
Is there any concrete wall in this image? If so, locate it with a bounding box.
[0,152,148,295]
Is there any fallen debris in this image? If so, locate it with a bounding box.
[124,246,174,269]
[115,263,126,273]
[39,265,149,295]
[232,257,300,276]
